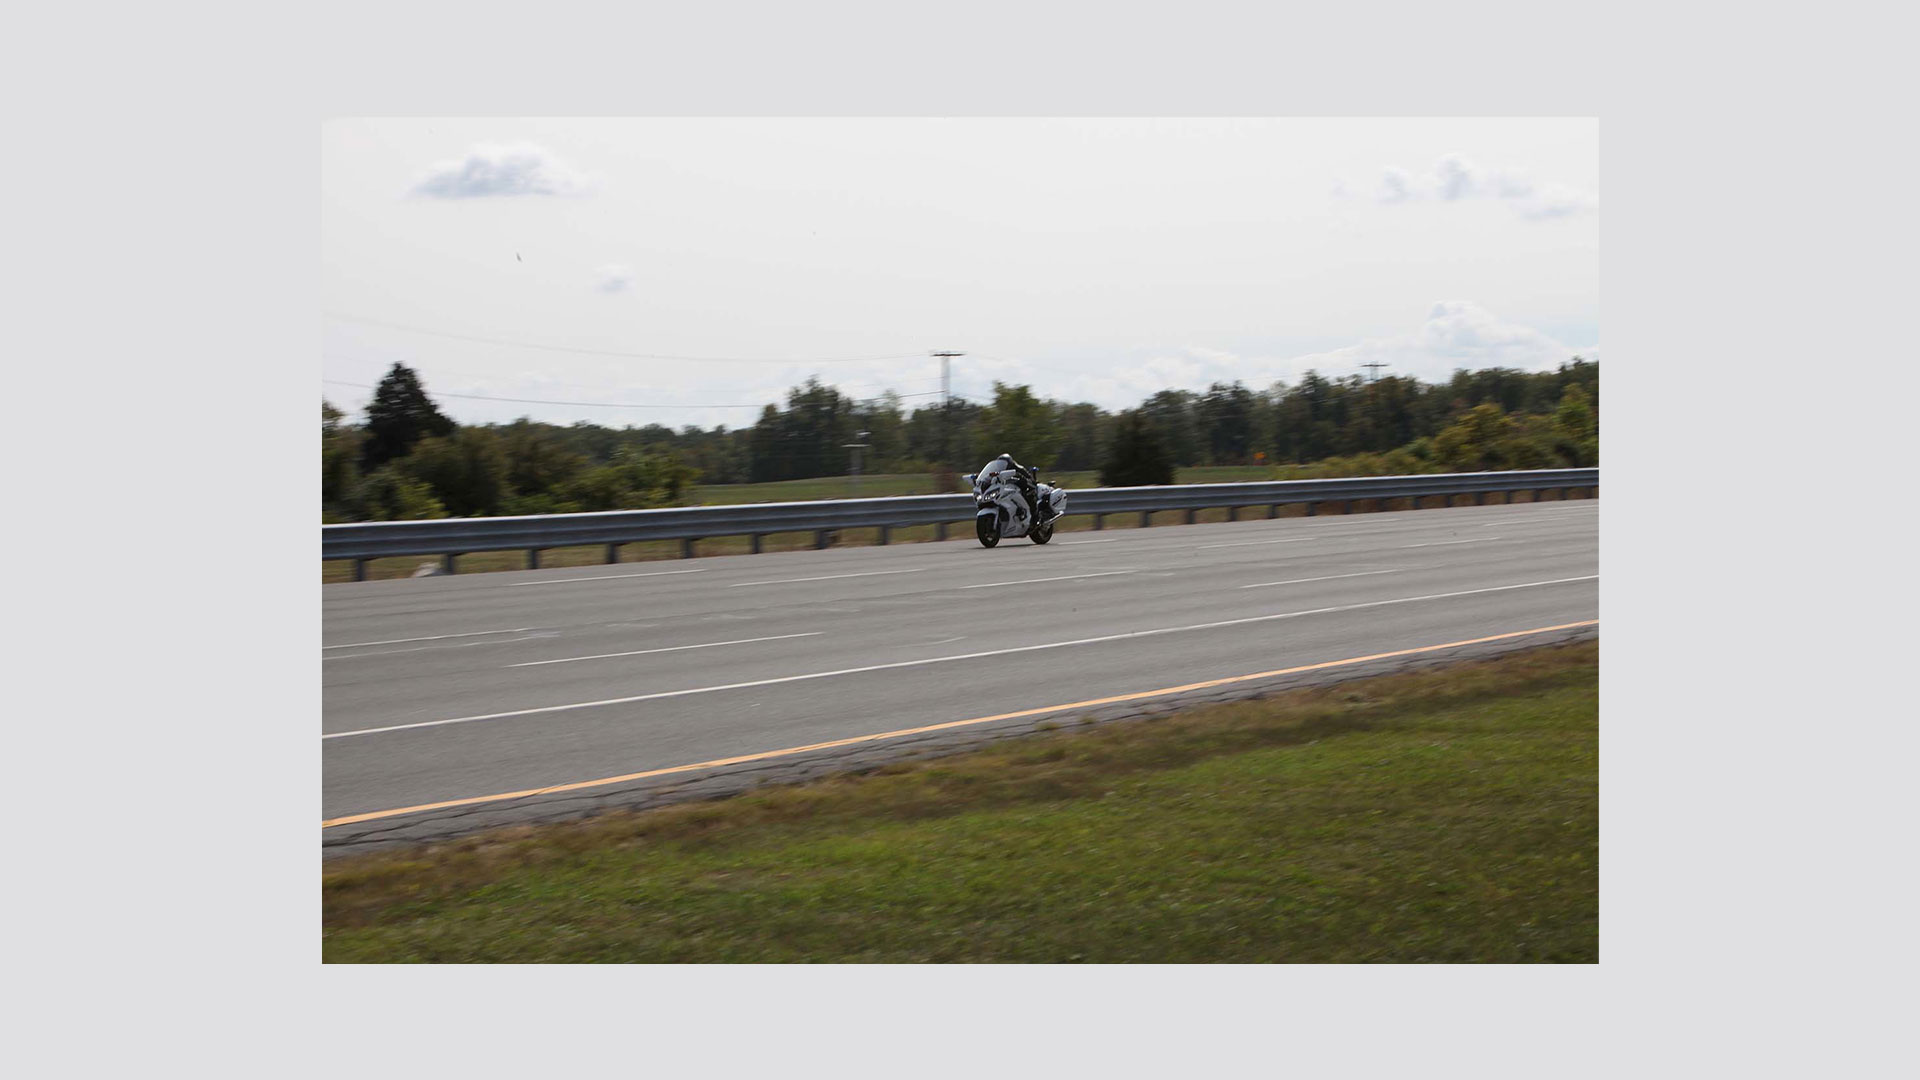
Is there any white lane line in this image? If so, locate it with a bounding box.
[960,570,1136,589]
[325,627,534,650]
[509,568,709,587]
[1480,515,1593,527]
[729,568,925,588]
[1401,538,1498,549]
[324,574,1598,740]
[1060,538,1121,545]
[327,637,550,662]
[1240,568,1406,590]
[1197,537,1319,550]
[509,632,824,668]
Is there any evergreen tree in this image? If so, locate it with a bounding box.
[361,363,454,470]
[1099,411,1175,486]
[1139,389,1202,467]
[1198,382,1255,464]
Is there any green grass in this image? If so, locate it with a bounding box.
[323,641,1599,963]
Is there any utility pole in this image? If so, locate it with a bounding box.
[1360,361,1390,384]
[842,430,870,497]
[931,351,963,489]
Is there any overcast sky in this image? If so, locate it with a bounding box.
[322,118,1597,430]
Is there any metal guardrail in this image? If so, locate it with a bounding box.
[323,468,1598,579]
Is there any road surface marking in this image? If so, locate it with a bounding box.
[1481,514,1592,527]
[1060,538,1121,545]
[323,574,1598,740]
[510,632,824,668]
[323,619,1599,829]
[1240,568,1405,589]
[1196,538,1319,550]
[327,636,552,662]
[961,571,1135,589]
[324,627,534,650]
[1400,538,1498,548]
[729,569,926,588]
[509,568,709,587]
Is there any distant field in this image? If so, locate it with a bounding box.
[322,640,1599,963]
[683,466,1276,506]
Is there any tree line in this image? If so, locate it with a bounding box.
[322,358,1597,521]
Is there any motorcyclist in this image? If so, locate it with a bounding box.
[974,452,1051,528]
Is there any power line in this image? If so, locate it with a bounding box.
[321,379,762,410]
[321,380,950,411]
[328,355,943,401]
[325,312,926,364]
[967,352,1104,379]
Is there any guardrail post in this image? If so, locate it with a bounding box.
[1093,514,1105,531]
[1410,495,1421,510]
[528,548,541,570]
[815,530,830,549]
[935,522,948,541]
[1139,511,1152,528]
[1473,491,1484,506]
[681,539,696,559]
[750,533,763,554]
[1226,505,1237,522]
[443,553,457,574]
[1342,500,1353,514]
[878,525,891,545]
[1268,504,1279,519]
[1305,502,1316,517]
[1184,508,1198,525]
[603,543,620,564]
[352,558,368,582]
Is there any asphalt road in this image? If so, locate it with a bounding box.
[322,499,1599,849]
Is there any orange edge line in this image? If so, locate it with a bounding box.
[323,619,1598,829]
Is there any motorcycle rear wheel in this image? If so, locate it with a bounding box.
[976,516,1000,547]
[1030,519,1054,544]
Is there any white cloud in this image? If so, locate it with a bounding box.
[1282,301,1596,385]
[1369,154,1595,220]
[409,143,595,198]
[595,264,636,294]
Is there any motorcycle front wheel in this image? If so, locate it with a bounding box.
[976,516,1000,547]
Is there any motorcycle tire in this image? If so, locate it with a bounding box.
[976,516,1000,548]
[1030,519,1054,544]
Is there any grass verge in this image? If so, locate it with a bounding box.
[324,640,1597,962]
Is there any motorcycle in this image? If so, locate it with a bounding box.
[964,469,1067,548]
